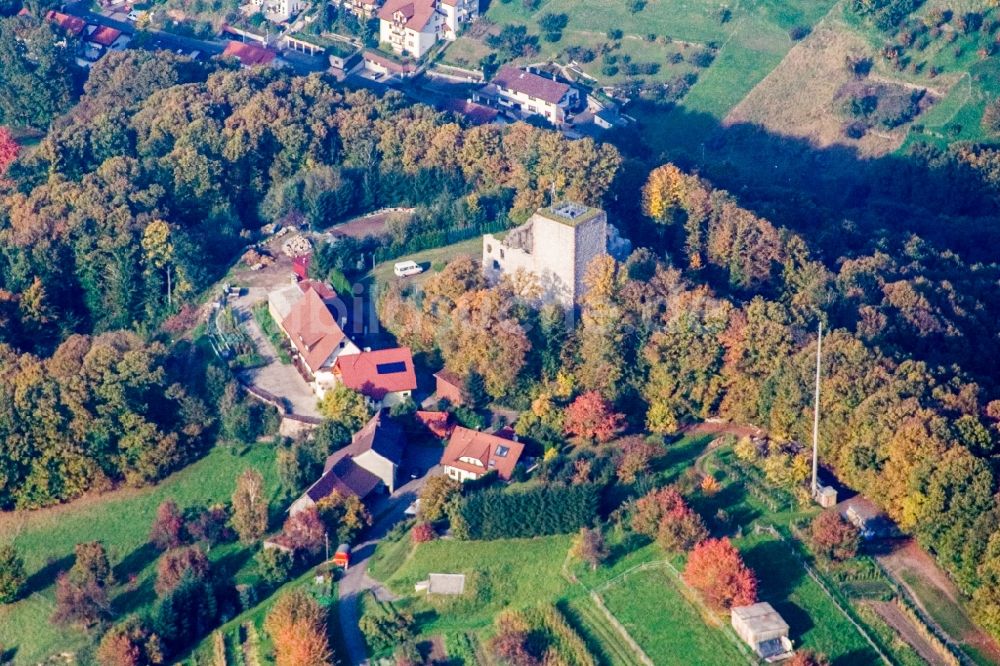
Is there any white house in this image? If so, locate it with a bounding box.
[278,285,360,397]
[474,65,580,126]
[376,0,477,58]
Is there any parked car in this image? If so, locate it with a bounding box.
[393,260,423,278]
[127,10,140,20]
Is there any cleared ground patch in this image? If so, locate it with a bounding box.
[725,23,919,156]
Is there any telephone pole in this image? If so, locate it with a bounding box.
[811,320,823,497]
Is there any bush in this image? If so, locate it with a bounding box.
[411,522,436,543]
[359,599,416,654]
[256,547,294,586]
[155,546,210,597]
[789,25,811,40]
[0,545,26,604]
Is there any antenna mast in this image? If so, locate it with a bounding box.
[811,321,823,497]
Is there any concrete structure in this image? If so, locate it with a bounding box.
[377,0,476,59]
[289,411,404,514]
[731,603,794,662]
[473,65,580,126]
[441,426,524,482]
[415,573,466,595]
[483,202,609,308]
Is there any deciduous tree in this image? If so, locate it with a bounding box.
[264,590,332,666]
[563,391,625,443]
[683,538,757,610]
[809,511,860,562]
[149,500,185,551]
[570,527,608,570]
[155,546,209,596]
[231,469,269,544]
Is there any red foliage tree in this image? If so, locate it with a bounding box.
[631,486,686,537]
[155,546,209,596]
[149,500,185,551]
[809,511,860,562]
[411,522,436,544]
[683,537,757,610]
[282,507,326,557]
[616,436,659,483]
[52,575,111,628]
[563,391,625,443]
[0,127,19,179]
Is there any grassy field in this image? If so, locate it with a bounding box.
[0,444,281,665]
[599,565,748,665]
[364,236,482,290]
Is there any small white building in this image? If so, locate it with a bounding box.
[731,603,794,662]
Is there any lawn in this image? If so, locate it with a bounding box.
[0,444,281,665]
[599,565,749,665]
[364,236,482,290]
[738,534,882,665]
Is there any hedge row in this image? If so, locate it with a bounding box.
[454,484,599,540]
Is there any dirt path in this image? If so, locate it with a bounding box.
[868,601,952,666]
[879,540,1000,664]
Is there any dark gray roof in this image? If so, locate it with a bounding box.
[305,456,382,501]
[325,410,404,469]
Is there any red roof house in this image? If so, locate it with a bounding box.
[280,288,352,376]
[334,347,417,406]
[221,40,277,67]
[45,10,86,36]
[441,426,524,482]
[88,25,122,47]
[433,369,464,405]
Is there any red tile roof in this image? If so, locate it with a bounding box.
[298,279,336,301]
[493,65,571,105]
[442,99,500,125]
[441,426,524,481]
[377,0,436,31]
[222,40,277,66]
[335,347,416,400]
[88,25,122,47]
[415,410,452,438]
[292,254,311,280]
[281,288,348,373]
[46,10,86,36]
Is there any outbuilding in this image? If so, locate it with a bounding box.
[731,602,794,662]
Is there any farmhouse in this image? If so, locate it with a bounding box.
[289,411,404,514]
[441,426,524,482]
[376,0,476,59]
[731,602,794,662]
[474,65,580,126]
[482,202,609,308]
[333,346,417,408]
[278,286,360,397]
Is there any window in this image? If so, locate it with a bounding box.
[496,445,510,458]
[492,259,500,270]
[486,243,492,253]
[500,249,505,259]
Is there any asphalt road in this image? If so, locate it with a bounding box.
[337,453,441,665]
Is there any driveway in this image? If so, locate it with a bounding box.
[337,457,441,665]
[230,288,322,419]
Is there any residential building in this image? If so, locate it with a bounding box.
[289,411,404,514]
[87,26,124,48]
[267,279,339,330]
[482,202,609,308]
[279,286,360,396]
[376,0,477,59]
[345,0,379,18]
[333,347,417,408]
[45,10,86,37]
[221,40,278,67]
[474,65,580,126]
[441,426,524,482]
[263,0,304,23]
[730,603,794,662]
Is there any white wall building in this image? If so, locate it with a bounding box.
[376,0,476,58]
[474,65,580,126]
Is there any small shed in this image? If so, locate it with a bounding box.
[333,543,351,568]
[415,573,466,596]
[843,497,899,540]
[731,602,793,662]
[815,485,838,508]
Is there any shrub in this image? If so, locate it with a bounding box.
[256,547,294,586]
[788,650,832,666]
[155,546,210,596]
[411,522,437,543]
[150,500,186,551]
[359,600,416,653]
[0,545,26,604]
[809,511,860,561]
[570,527,609,570]
[282,507,326,558]
[789,25,811,40]
[683,538,757,610]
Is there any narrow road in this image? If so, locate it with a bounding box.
[337,466,437,665]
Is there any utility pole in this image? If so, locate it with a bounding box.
[811,320,823,497]
[325,531,330,562]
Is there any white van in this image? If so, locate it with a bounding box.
[393,260,423,278]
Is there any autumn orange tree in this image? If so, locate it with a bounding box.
[0,126,18,179]
[683,538,757,610]
[264,590,332,666]
[563,391,625,443]
[631,486,707,553]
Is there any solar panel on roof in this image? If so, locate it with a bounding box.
[376,361,408,375]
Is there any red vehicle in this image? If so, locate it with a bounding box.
[333,543,351,568]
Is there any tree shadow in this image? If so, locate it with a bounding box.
[22,554,74,595]
[113,542,159,582]
[832,647,881,666]
[114,577,156,616]
[741,539,806,601]
[212,547,255,581]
